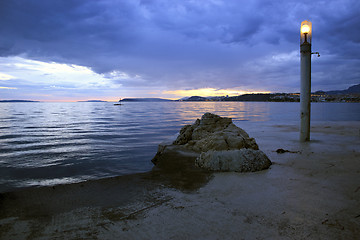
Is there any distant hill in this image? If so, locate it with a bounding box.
[0,100,39,102]
[347,84,360,93]
[121,98,173,102]
[78,100,107,102]
[325,83,360,95]
[181,96,208,101]
[223,94,272,102]
[179,94,274,102]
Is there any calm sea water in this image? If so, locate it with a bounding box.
[0,102,359,192]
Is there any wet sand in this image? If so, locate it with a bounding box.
[1,121,359,239]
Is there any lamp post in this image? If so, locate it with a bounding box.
[300,20,312,142]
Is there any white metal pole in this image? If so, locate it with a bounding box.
[300,42,311,142]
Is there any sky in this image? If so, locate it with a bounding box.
[0,0,359,101]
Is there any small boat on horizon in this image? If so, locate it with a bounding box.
[114,98,123,105]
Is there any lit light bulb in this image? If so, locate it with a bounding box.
[301,25,310,34]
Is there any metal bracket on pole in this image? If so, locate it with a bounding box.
[311,52,320,57]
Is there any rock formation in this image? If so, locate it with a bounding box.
[151,113,271,173]
[196,149,271,172]
[172,112,258,151]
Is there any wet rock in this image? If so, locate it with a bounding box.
[151,112,271,173]
[172,112,259,152]
[195,149,271,172]
[275,148,300,154]
[276,148,288,154]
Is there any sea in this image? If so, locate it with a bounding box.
[0,101,359,192]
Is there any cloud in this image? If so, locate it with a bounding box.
[0,87,17,89]
[0,56,125,100]
[0,56,169,101]
[0,72,15,80]
[0,0,359,100]
[0,56,121,89]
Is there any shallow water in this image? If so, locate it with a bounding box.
[0,102,359,192]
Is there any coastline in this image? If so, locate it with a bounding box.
[1,121,359,239]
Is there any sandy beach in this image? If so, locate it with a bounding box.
[1,121,359,240]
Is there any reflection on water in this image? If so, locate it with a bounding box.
[0,102,359,192]
[174,102,272,122]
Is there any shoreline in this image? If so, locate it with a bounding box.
[1,121,360,239]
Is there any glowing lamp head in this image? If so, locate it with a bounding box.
[300,20,312,44]
[301,25,310,34]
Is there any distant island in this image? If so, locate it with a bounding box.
[77,100,108,102]
[120,84,360,103]
[121,98,173,102]
[0,100,39,103]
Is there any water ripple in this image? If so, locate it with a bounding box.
[0,101,359,192]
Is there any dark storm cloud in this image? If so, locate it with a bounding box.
[0,1,140,58]
[0,0,359,94]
